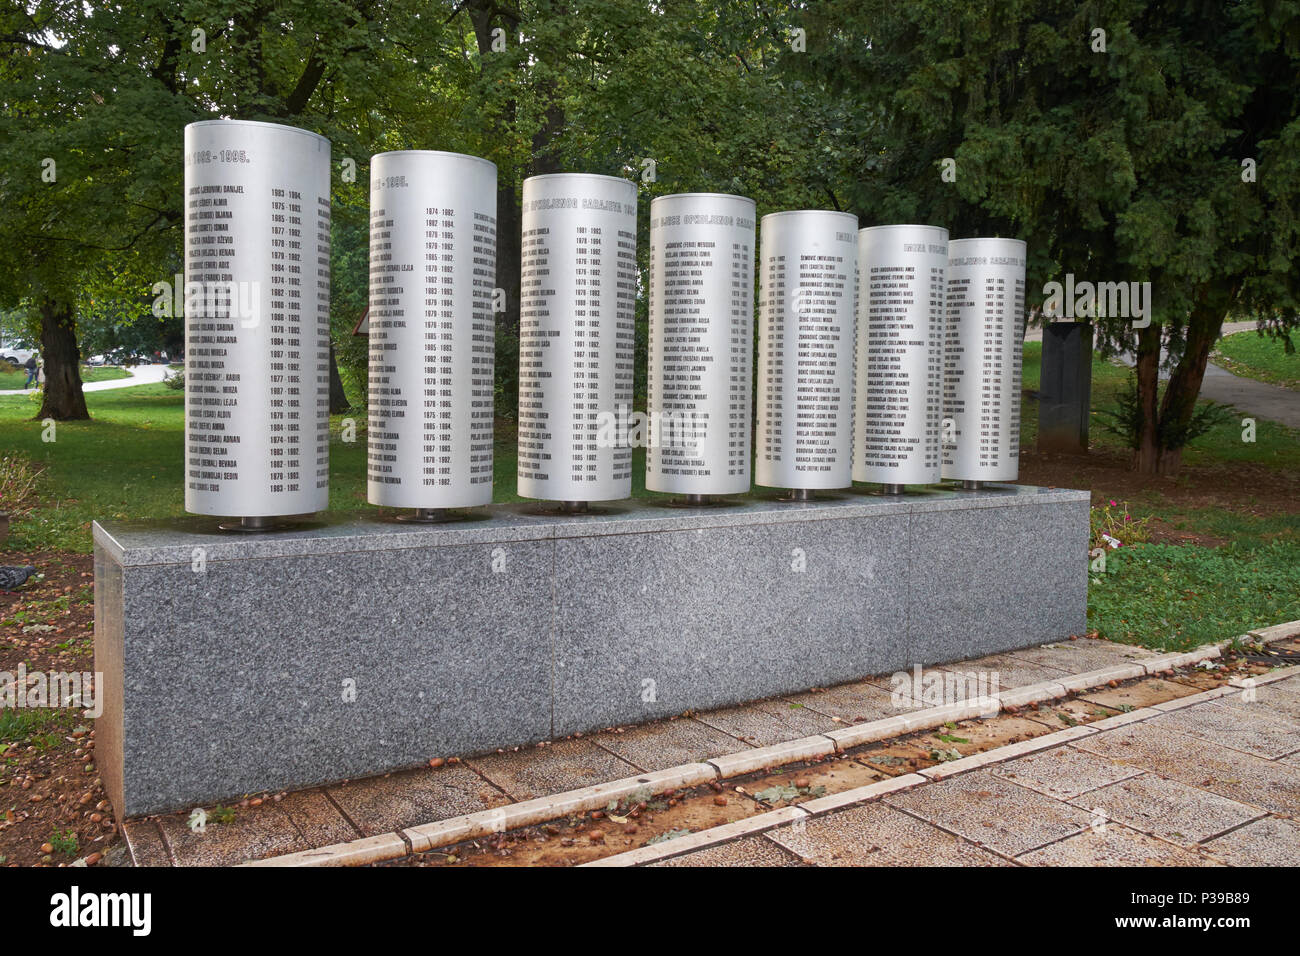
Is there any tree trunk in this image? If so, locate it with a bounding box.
[1130,286,1232,477]
[469,1,523,341]
[327,343,351,413]
[1153,290,1229,476]
[1132,321,1162,474]
[35,298,89,421]
[495,178,522,338]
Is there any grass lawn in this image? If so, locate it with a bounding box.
[2,346,1298,652]
[1214,329,1300,390]
[0,365,132,391]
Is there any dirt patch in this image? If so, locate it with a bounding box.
[1023,698,1121,729]
[0,549,118,867]
[1020,448,1300,515]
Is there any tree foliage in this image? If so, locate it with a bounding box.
[798,0,1300,473]
[0,0,1296,482]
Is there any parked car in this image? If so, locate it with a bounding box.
[0,346,37,368]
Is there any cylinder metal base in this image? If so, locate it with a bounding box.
[395,508,458,524]
[218,516,279,533]
[560,501,590,514]
[785,489,816,502]
[960,480,985,491]
[879,484,905,496]
[682,494,714,506]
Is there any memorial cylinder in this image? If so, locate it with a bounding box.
[182,119,331,521]
[646,193,756,497]
[755,210,858,491]
[852,224,949,488]
[516,173,638,504]
[366,151,498,511]
[942,237,1027,483]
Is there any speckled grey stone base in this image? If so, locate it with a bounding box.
[94,484,1088,816]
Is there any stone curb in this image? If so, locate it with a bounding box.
[998,680,1070,709]
[796,773,928,816]
[1142,648,1218,673]
[707,734,837,778]
[1056,663,1148,692]
[237,623,1300,867]
[1230,662,1300,687]
[1149,685,1242,712]
[581,805,810,867]
[1086,707,1162,731]
[1248,621,1300,643]
[824,715,912,750]
[242,832,408,868]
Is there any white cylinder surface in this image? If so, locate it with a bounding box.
[183,119,331,517]
[366,151,498,509]
[942,237,1027,482]
[852,224,949,485]
[516,173,638,502]
[755,210,858,490]
[646,193,756,495]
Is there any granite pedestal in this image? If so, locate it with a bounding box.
[94,485,1088,816]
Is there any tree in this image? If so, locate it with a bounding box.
[0,0,439,419]
[800,0,1300,475]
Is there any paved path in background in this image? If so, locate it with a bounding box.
[1026,320,1300,430]
[0,363,171,397]
[1197,360,1300,430]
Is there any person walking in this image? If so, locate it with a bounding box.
[23,354,38,389]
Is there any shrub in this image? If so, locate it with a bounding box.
[0,452,40,515]
[1095,375,1234,450]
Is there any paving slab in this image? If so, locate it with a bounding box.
[1016,824,1222,867]
[1069,773,1265,847]
[326,764,510,837]
[1070,722,1300,817]
[694,698,841,746]
[466,739,641,802]
[1147,700,1300,760]
[121,819,173,867]
[884,768,1093,857]
[588,718,750,772]
[1201,816,1300,867]
[652,835,804,867]
[157,789,359,866]
[1006,640,1158,675]
[766,801,1010,866]
[276,790,365,849]
[933,653,1074,691]
[782,680,901,724]
[1215,676,1300,725]
[991,746,1143,800]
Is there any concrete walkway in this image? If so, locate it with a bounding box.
[0,363,171,397]
[1026,320,1300,430]
[658,668,1300,866]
